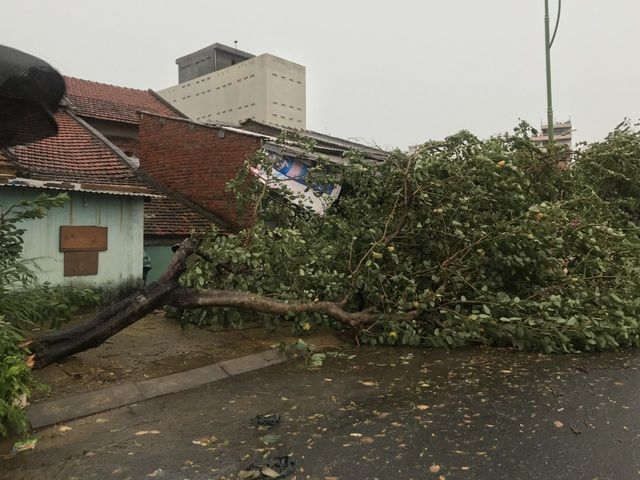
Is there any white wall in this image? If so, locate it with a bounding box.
[158,53,306,129]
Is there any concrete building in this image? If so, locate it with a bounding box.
[158,43,306,129]
[532,120,573,149]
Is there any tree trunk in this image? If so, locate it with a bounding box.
[29,238,198,369]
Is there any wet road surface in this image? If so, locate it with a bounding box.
[2,347,640,479]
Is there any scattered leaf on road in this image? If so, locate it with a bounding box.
[11,438,38,453]
[192,435,217,446]
[429,464,441,473]
[260,434,281,445]
[238,470,260,479]
[553,420,564,428]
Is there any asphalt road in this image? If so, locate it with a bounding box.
[2,347,640,480]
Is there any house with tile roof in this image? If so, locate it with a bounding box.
[62,76,219,282]
[0,107,156,287]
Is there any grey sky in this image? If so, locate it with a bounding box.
[2,1,639,149]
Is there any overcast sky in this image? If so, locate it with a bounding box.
[2,1,639,149]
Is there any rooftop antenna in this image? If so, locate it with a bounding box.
[234,40,238,49]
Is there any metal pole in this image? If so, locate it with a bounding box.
[544,0,555,142]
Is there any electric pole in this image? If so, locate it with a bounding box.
[544,0,561,143]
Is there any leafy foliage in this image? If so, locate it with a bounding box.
[0,193,80,438]
[180,122,640,353]
[0,317,39,438]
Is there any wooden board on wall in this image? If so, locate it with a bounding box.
[63,251,99,277]
[60,226,108,252]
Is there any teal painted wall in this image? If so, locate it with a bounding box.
[145,245,175,283]
[0,187,144,288]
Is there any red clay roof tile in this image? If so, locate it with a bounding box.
[144,196,214,237]
[64,76,177,125]
[5,109,147,191]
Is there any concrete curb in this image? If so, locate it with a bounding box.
[27,349,287,429]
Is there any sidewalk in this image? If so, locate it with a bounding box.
[28,349,288,428]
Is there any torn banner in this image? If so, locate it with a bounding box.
[250,151,341,215]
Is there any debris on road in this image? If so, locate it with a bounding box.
[241,455,295,479]
[255,413,281,427]
[11,437,38,453]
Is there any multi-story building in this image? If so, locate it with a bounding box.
[532,120,573,149]
[157,43,306,129]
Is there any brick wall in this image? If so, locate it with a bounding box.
[138,114,261,230]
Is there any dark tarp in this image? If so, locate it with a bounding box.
[0,45,65,148]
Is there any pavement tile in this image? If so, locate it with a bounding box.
[219,349,288,376]
[27,383,144,429]
[136,363,228,399]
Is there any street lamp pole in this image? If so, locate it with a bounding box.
[544,0,554,142]
[544,0,562,143]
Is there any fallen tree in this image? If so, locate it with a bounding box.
[29,237,418,368]
[28,121,640,368]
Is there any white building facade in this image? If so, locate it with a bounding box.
[158,44,306,129]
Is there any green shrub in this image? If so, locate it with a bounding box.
[0,317,39,438]
[1,284,102,331]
